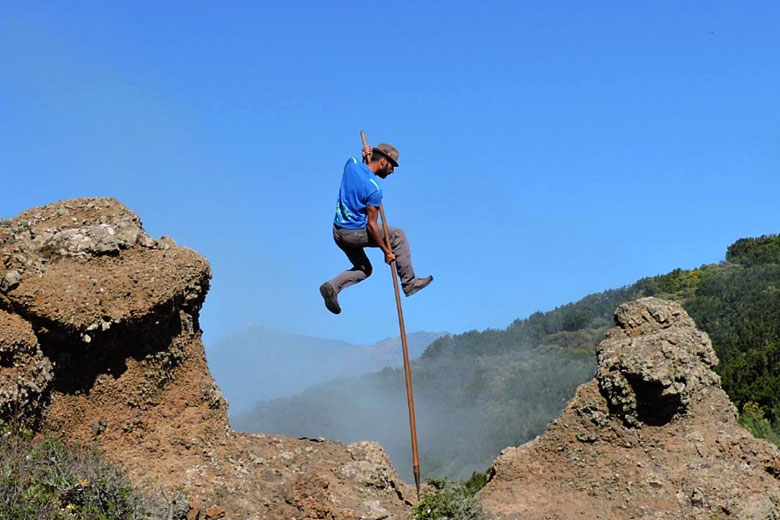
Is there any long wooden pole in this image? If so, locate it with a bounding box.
[361,130,421,498]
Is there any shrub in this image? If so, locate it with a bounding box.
[462,470,491,496]
[738,401,780,446]
[413,471,494,520]
[0,426,177,520]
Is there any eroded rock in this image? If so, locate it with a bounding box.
[0,310,52,426]
[597,298,721,426]
[480,297,780,520]
[8,246,210,333]
[0,270,21,293]
[41,218,146,258]
[0,197,412,519]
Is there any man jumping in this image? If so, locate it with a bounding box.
[319,142,433,314]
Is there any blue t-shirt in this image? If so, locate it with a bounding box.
[333,157,383,229]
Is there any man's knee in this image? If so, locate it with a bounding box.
[352,262,372,278]
[390,227,407,245]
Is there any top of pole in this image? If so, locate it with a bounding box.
[360,130,372,164]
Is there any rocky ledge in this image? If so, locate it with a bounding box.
[0,198,413,519]
[479,297,780,519]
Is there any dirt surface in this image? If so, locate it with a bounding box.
[0,198,414,519]
[479,298,780,519]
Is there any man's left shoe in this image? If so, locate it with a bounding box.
[319,282,341,314]
[403,276,433,297]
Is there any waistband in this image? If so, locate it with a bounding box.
[333,223,365,231]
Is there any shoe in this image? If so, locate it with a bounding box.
[319,282,341,314]
[403,275,433,297]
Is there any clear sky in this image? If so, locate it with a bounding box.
[2,2,778,347]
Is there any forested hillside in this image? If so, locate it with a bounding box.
[235,233,780,481]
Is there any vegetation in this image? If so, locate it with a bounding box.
[0,424,175,520]
[738,401,780,445]
[726,234,780,267]
[239,232,780,479]
[630,236,780,440]
[413,471,494,520]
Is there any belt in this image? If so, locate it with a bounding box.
[333,224,364,231]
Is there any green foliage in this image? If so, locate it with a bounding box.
[0,429,170,520]
[726,234,780,267]
[738,401,780,445]
[683,263,780,421]
[635,267,703,300]
[462,470,491,496]
[413,474,494,520]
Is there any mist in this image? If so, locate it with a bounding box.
[226,284,648,482]
[232,335,597,482]
[206,325,445,416]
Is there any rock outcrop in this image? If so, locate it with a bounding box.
[0,198,413,519]
[0,309,52,423]
[479,298,780,519]
[597,297,720,428]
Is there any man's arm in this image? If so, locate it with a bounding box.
[366,205,396,265]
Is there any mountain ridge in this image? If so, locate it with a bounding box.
[207,323,445,414]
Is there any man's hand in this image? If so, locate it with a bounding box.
[384,250,397,265]
[362,144,372,163]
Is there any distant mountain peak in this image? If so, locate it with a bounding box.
[207,325,446,414]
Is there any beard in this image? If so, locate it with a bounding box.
[376,165,393,179]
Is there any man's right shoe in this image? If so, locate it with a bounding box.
[403,275,433,297]
[319,282,341,314]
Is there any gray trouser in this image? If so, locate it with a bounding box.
[328,225,416,293]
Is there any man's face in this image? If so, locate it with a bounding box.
[376,159,394,179]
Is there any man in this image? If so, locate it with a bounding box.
[319,142,433,314]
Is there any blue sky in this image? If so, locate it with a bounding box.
[2,2,779,347]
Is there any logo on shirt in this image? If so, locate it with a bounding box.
[336,200,353,223]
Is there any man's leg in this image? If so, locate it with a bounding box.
[320,227,373,314]
[376,226,433,296]
[383,226,414,288]
[329,227,373,292]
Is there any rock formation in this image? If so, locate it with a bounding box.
[0,309,52,423]
[0,198,413,519]
[479,297,780,519]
